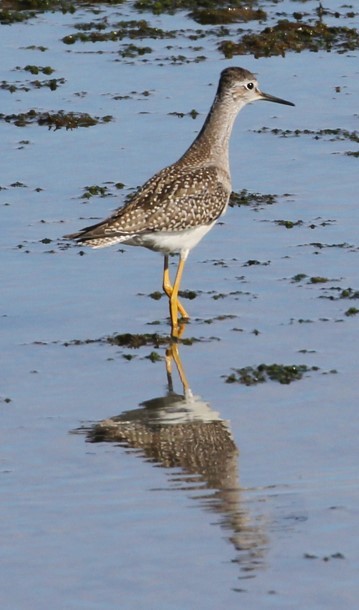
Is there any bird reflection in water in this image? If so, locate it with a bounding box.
[85,324,267,576]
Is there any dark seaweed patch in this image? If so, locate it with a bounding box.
[0,110,113,129]
[63,19,176,44]
[220,20,359,58]
[224,363,318,385]
[345,307,359,317]
[190,7,266,25]
[229,189,280,207]
[1,78,65,92]
[253,128,359,157]
[134,0,262,14]
[274,219,303,229]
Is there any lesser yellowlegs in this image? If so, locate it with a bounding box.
[65,67,294,335]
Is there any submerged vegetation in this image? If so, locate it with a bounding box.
[190,7,267,25]
[1,77,65,93]
[254,127,359,144]
[62,19,176,45]
[254,127,359,157]
[230,190,279,207]
[0,109,113,129]
[224,363,318,385]
[3,0,357,60]
[219,20,359,58]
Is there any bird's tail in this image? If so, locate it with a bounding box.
[64,220,122,248]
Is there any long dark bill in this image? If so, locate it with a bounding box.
[260,90,295,107]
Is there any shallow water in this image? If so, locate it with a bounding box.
[1,1,359,608]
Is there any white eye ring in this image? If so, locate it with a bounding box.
[246,82,254,90]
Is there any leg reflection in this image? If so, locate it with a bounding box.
[165,329,191,397]
[81,336,267,576]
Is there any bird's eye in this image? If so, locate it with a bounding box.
[246,82,254,90]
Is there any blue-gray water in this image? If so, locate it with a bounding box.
[1,1,358,608]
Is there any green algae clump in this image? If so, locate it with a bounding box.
[220,20,359,58]
[225,363,316,385]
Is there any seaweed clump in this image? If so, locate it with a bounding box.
[229,189,278,207]
[0,109,113,129]
[225,363,316,385]
[190,7,266,25]
[220,20,359,58]
[134,0,255,14]
[62,19,175,45]
[0,1,77,25]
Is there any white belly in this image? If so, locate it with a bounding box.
[125,221,217,256]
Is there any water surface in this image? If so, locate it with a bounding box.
[1,1,359,608]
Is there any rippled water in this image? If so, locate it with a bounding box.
[1,1,359,608]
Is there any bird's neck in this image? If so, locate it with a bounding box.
[179,93,244,172]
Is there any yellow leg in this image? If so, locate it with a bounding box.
[163,255,189,322]
[169,255,187,336]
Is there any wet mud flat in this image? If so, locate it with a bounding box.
[1,1,359,609]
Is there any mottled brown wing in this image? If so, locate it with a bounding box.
[71,165,230,241]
